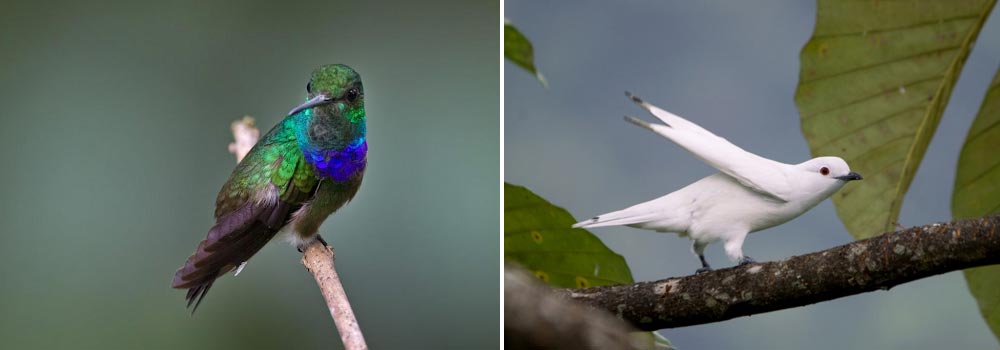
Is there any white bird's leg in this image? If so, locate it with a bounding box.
[692,241,712,274]
[723,232,756,265]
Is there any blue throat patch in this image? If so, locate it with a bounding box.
[306,137,367,181]
[296,104,367,182]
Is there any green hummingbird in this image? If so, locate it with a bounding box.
[172,64,367,311]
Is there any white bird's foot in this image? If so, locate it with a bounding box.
[695,253,712,274]
[738,256,756,265]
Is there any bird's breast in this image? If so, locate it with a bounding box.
[687,174,804,235]
[304,138,367,182]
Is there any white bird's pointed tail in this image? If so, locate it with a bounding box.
[572,206,662,229]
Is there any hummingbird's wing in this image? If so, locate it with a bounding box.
[172,119,318,311]
[624,92,793,202]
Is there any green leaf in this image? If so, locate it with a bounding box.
[954,66,1000,341]
[964,266,1000,341]
[504,183,633,288]
[504,20,547,87]
[651,332,675,350]
[795,0,997,239]
[628,332,675,350]
[953,67,1000,220]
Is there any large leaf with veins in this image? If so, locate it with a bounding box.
[795,0,996,239]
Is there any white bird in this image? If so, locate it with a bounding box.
[573,92,862,274]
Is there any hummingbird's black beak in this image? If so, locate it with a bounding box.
[287,94,333,117]
[835,172,863,181]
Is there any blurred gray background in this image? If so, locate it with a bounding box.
[506,1,999,349]
[0,0,499,349]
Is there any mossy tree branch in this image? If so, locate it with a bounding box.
[554,215,1000,331]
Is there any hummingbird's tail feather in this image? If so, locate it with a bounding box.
[173,198,299,311]
[185,279,215,313]
[174,227,274,313]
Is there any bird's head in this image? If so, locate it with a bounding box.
[288,64,365,123]
[796,156,863,192]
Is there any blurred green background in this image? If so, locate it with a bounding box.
[0,0,499,349]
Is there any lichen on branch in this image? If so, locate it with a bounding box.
[555,215,1000,331]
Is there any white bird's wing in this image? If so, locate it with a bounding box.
[624,92,793,202]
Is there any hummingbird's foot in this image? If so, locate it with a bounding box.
[738,256,756,265]
[296,235,329,252]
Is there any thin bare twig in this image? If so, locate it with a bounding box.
[228,116,259,162]
[302,243,367,349]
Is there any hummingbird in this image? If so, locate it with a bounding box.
[172,64,367,311]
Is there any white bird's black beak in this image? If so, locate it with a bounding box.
[287,93,333,117]
[836,172,863,181]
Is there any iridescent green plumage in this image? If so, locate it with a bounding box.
[213,118,317,217]
[173,64,367,311]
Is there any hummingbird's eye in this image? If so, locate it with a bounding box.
[346,88,359,102]
[820,167,830,176]
[306,82,313,93]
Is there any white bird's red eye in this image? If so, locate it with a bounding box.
[820,167,830,176]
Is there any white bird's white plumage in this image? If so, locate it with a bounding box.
[574,92,862,273]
